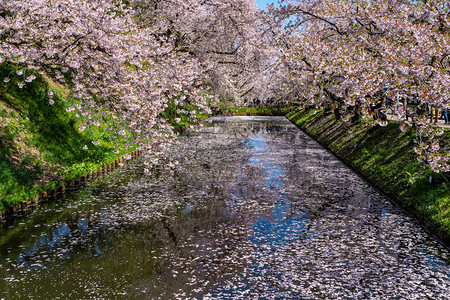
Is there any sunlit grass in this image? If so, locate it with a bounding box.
[225,106,294,116]
[0,63,131,210]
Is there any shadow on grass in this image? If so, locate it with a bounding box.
[0,63,113,209]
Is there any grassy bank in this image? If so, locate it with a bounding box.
[0,63,132,212]
[286,108,450,246]
[223,106,293,116]
[0,62,212,213]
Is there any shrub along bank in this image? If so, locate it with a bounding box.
[286,108,450,246]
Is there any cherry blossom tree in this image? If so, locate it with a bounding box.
[2,0,447,173]
[0,0,211,170]
[134,0,274,104]
[265,0,450,172]
[1,0,274,171]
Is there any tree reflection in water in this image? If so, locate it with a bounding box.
[0,116,448,299]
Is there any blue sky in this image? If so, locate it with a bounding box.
[254,0,278,10]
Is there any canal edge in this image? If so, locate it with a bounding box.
[0,149,143,225]
[285,112,450,251]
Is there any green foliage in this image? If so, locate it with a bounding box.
[378,148,388,160]
[161,95,211,133]
[405,171,419,187]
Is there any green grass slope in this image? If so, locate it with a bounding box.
[287,108,450,245]
[0,63,128,211]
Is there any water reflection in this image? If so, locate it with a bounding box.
[0,116,449,299]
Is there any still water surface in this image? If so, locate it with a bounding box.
[0,116,449,299]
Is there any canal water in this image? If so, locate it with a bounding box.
[0,116,449,299]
